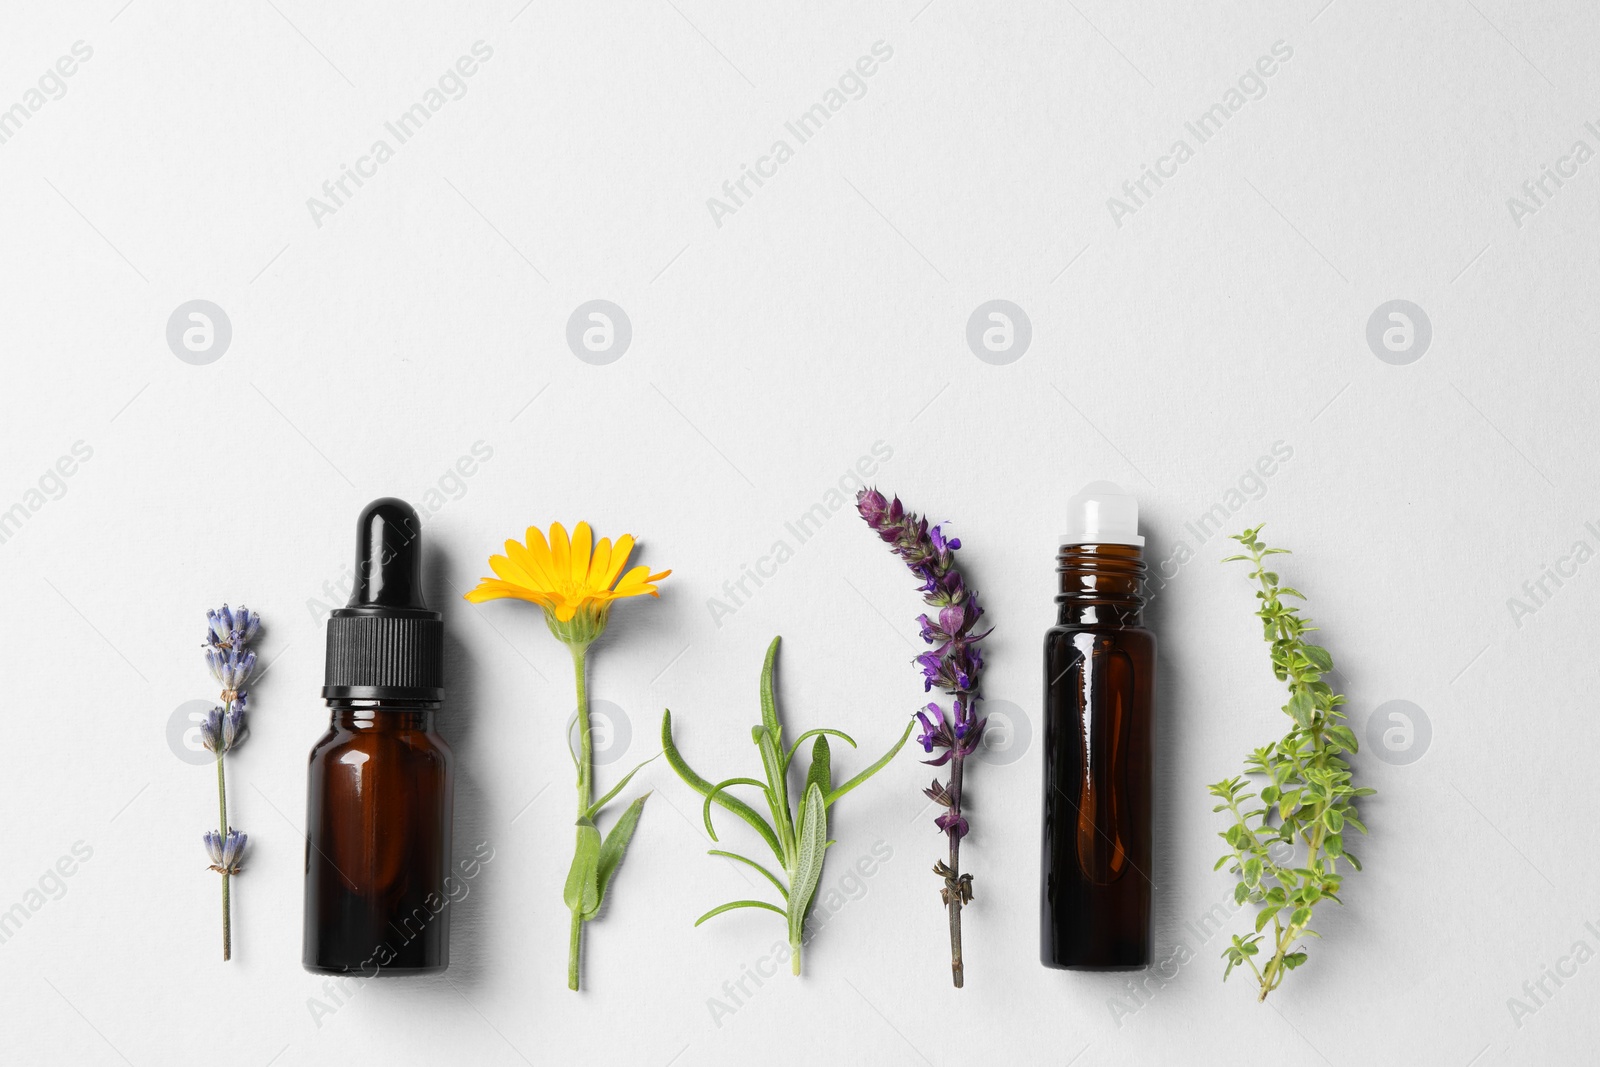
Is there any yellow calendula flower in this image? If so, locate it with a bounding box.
[465,521,670,646]
[466,520,669,991]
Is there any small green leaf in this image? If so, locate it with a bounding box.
[707,849,788,899]
[563,818,602,916]
[587,793,649,918]
[585,753,659,820]
[825,720,914,807]
[784,728,856,770]
[806,735,833,801]
[759,636,781,742]
[694,899,787,926]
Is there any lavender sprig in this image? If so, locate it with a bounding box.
[857,488,991,988]
[199,604,260,961]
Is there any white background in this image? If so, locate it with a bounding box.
[1,1,1595,1064]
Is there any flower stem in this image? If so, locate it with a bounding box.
[946,752,965,988]
[573,643,592,811]
[568,911,582,991]
[569,641,591,991]
[215,753,230,962]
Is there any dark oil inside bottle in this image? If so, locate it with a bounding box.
[303,701,453,974]
[1041,542,1156,970]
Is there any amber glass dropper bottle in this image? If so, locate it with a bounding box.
[1040,482,1156,971]
[303,498,454,975]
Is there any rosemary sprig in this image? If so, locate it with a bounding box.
[662,636,912,975]
[1208,526,1374,1001]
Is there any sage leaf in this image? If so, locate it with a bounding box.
[787,783,828,948]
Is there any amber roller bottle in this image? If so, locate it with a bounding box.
[303,498,454,975]
[1041,482,1156,971]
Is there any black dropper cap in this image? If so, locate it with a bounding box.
[322,498,444,702]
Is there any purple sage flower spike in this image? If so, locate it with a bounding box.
[856,487,988,988]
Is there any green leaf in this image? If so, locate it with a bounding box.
[787,783,829,949]
[1302,645,1333,671]
[1323,808,1345,833]
[707,850,789,900]
[825,720,914,806]
[585,753,659,820]
[1287,690,1314,728]
[694,899,787,926]
[806,735,833,801]
[586,793,649,919]
[759,636,782,742]
[784,728,857,770]
[1255,905,1281,933]
[1282,951,1308,970]
[563,818,602,916]
[661,710,785,863]
[701,777,773,842]
[753,724,795,857]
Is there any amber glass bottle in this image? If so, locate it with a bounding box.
[303,498,454,976]
[1041,483,1156,971]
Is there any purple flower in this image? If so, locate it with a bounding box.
[915,704,946,753]
[201,697,248,754]
[858,488,990,986]
[203,828,246,874]
[206,604,260,651]
[206,647,256,693]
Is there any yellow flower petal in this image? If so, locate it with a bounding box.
[613,563,670,597]
[603,534,635,589]
[550,523,571,585]
[570,522,593,585]
[489,551,532,587]
[517,528,560,589]
[467,522,669,633]
[587,537,614,589]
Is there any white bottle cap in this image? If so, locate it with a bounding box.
[1061,481,1144,547]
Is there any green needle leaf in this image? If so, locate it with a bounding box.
[784,728,857,771]
[825,720,914,807]
[695,899,787,926]
[707,850,789,899]
[701,777,774,842]
[806,734,833,801]
[662,710,784,863]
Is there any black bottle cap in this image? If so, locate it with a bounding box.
[322,498,444,702]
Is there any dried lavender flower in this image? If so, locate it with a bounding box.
[196,604,261,961]
[203,828,247,875]
[856,488,991,988]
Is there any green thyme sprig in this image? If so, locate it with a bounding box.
[1208,526,1374,1001]
[662,636,912,975]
